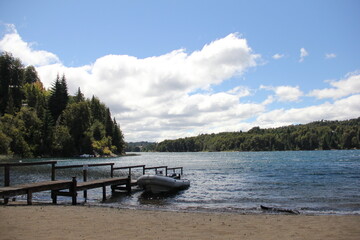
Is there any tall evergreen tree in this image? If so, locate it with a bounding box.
[48,75,69,123]
[90,95,106,123]
[74,87,85,103]
[105,108,114,137]
[112,118,125,154]
[0,52,24,115]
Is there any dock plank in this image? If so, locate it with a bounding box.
[0,180,73,199]
[75,177,129,191]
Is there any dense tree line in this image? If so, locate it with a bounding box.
[0,52,125,158]
[156,118,360,152]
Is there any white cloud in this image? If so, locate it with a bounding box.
[299,47,308,62]
[308,72,360,99]
[256,94,360,127]
[0,24,60,66]
[325,53,336,59]
[260,85,303,102]
[0,27,263,141]
[2,25,359,142]
[272,53,284,60]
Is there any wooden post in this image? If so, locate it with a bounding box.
[127,175,131,194]
[4,165,10,186]
[111,164,114,178]
[83,165,88,200]
[27,190,33,205]
[51,163,56,181]
[143,166,145,175]
[51,190,57,204]
[71,177,77,205]
[4,165,10,204]
[102,185,106,201]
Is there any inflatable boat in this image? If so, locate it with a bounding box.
[137,175,190,194]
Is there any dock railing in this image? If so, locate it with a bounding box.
[167,167,183,175]
[111,165,146,179]
[144,166,169,176]
[53,163,115,199]
[0,161,58,188]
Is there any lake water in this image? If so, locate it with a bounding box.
[1,150,360,215]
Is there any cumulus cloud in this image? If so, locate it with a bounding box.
[272,53,284,60]
[0,24,60,66]
[299,47,308,62]
[256,94,360,127]
[325,53,336,59]
[308,72,360,99]
[260,85,303,102]
[0,26,263,141]
[2,24,358,142]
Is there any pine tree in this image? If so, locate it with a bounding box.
[105,108,114,137]
[74,87,85,103]
[48,74,69,123]
[0,52,24,115]
[112,118,125,154]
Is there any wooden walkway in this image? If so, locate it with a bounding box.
[0,180,73,205]
[0,161,184,205]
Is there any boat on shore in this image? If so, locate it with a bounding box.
[137,175,190,194]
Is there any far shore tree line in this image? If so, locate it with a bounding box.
[155,118,360,152]
[0,52,125,158]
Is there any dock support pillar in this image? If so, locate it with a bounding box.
[127,175,131,194]
[51,190,57,204]
[102,185,106,201]
[4,166,10,204]
[27,190,33,205]
[71,177,77,205]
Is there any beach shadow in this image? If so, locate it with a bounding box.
[137,190,185,206]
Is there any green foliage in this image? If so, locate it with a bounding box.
[155,119,360,152]
[0,52,125,157]
[0,52,24,115]
[125,142,157,152]
[52,125,74,157]
[73,87,85,103]
[48,74,69,123]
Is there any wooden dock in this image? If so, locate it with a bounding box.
[0,161,184,205]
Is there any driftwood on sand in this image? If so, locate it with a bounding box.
[260,205,300,215]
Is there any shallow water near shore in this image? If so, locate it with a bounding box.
[1,150,360,215]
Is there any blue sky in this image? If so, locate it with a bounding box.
[1,0,360,142]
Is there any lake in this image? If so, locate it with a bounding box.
[1,150,359,214]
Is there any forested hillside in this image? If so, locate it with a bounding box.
[156,118,360,152]
[0,52,125,158]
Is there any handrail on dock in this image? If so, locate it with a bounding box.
[0,161,58,187]
[0,161,58,204]
[144,166,168,176]
[53,163,115,180]
[53,163,115,200]
[167,167,183,175]
[112,165,146,177]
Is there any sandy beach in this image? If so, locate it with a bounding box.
[1,205,359,240]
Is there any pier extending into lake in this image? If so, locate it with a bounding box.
[0,161,184,205]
